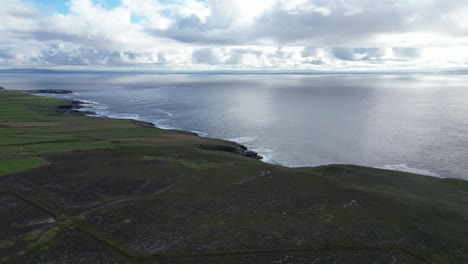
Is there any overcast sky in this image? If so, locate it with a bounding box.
[1,0,468,70]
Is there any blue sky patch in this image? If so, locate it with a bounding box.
[32,0,123,14]
[33,0,70,14]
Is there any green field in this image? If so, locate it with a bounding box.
[0,90,467,263]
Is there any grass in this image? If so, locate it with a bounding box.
[0,89,467,263]
[0,140,116,155]
[0,157,49,176]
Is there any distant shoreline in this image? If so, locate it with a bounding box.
[27,89,451,180]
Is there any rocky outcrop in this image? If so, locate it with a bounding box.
[132,120,155,128]
[57,100,96,115]
[241,150,263,160]
[198,144,263,160]
[29,89,73,94]
[238,144,263,159]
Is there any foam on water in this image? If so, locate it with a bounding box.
[77,100,177,130]
[251,147,276,164]
[158,109,174,117]
[226,136,278,164]
[85,102,108,112]
[377,164,442,178]
[152,122,175,130]
[105,113,142,120]
[77,99,96,104]
[192,131,209,137]
[227,136,257,144]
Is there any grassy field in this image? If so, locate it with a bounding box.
[0,90,467,263]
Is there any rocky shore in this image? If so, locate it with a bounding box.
[31,89,264,161]
[28,89,73,94]
[238,144,263,160]
[56,100,97,116]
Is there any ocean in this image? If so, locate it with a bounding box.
[2,72,467,180]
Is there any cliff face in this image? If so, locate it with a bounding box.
[0,90,467,264]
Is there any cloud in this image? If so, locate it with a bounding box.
[0,0,467,70]
[0,0,38,33]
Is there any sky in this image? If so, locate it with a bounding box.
[1,0,468,70]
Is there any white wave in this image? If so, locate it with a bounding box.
[227,136,257,144]
[377,164,442,178]
[90,104,109,111]
[75,100,111,118]
[105,113,142,120]
[225,136,280,165]
[155,124,175,130]
[76,99,97,105]
[191,131,209,137]
[147,118,176,130]
[157,109,173,117]
[251,147,274,163]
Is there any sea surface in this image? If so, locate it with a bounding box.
[1,72,467,180]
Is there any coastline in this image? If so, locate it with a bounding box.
[1,71,466,180]
[32,89,449,179]
[61,94,448,179]
[31,89,264,161]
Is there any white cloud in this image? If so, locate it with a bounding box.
[0,0,467,70]
[0,0,38,33]
[279,0,331,16]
